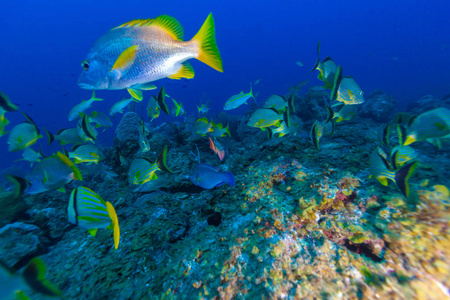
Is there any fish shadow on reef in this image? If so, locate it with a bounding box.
[159,182,205,194]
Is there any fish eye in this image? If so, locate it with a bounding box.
[81,60,90,71]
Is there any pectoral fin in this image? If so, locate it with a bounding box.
[127,88,143,101]
[132,82,157,90]
[112,45,139,73]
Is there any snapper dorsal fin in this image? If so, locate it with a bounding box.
[114,15,184,41]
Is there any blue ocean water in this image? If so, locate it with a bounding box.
[1,0,449,172]
[1,1,450,298]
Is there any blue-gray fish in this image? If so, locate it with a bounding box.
[53,128,85,146]
[89,111,112,129]
[189,163,235,189]
[0,257,62,299]
[78,13,223,95]
[223,84,255,110]
[27,152,82,194]
[404,107,450,145]
[110,97,140,116]
[7,116,42,152]
[69,144,104,164]
[68,91,103,121]
[247,108,283,129]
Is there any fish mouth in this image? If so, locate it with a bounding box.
[78,83,94,89]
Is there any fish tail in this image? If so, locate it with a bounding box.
[225,123,231,137]
[106,201,120,249]
[394,161,417,197]
[267,127,273,140]
[172,99,181,116]
[310,41,321,73]
[325,106,334,123]
[284,106,291,128]
[192,13,223,72]
[288,94,296,113]
[5,175,28,198]
[249,83,255,101]
[22,258,62,297]
[156,145,173,173]
[43,128,54,145]
[330,65,343,100]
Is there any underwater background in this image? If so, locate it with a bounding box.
[1,0,450,299]
[1,0,450,170]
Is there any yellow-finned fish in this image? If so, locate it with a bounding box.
[68,186,120,249]
[78,13,223,95]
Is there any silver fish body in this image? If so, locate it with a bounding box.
[79,27,197,90]
[78,14,223,90]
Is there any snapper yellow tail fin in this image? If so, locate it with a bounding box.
[192,13,223,73]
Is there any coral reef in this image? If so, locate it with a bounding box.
[1,92,449,299]
[115,112,142,144]
[360,90,396,122]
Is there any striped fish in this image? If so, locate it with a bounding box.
[128,146,173,184]
[369,147,417,197]
[310,120,324,151]
[335,76,364,105]
[68,186,120,249]
[77,113,98,143]
[310,42,338,89]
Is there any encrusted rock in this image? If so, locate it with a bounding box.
[360,90,396,122]
[115,112,141,143]
[0,222,46,268]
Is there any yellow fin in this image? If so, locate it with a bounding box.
[192,13,223,72]
[57,152,83,180]
[112,45,139,72]
[115,15,184,41]
[106,201,120,249]
[88,228,98,236]
[433,185,449,198]
[168,62,195,79]
[404,135,416,146]
[43,170,49,184]
[150,172,158,180]
[377,177,389,186]
[127,88,143,101]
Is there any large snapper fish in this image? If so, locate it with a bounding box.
[78,13,223,97]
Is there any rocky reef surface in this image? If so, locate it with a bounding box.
[1,92,449,300]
